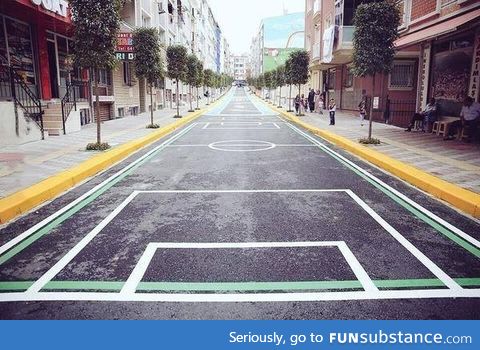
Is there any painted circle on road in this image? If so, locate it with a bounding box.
[208,140,276,152]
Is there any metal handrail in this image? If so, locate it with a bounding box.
[0,64,44,139]
[61,80,91,134]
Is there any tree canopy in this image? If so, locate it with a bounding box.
[288,50,309,87]
[132,27,163,85]
[166,45,188,82]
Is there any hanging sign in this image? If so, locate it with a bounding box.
[31,0,69,17]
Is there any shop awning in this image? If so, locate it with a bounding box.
[395,8,480,48]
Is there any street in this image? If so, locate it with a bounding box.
[0,87,479,319]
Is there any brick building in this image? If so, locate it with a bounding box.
[305,0,480,127]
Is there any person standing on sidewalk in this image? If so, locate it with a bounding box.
[328,98,336,125]
[358,97,367,126]
[294,94,301,115]
[308,88,315,113]
[314,90,323,114]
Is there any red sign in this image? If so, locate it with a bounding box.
[116,33,134,53]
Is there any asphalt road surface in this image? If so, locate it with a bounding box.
[0,88,479,319]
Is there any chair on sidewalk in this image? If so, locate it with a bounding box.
[432,117,460,136]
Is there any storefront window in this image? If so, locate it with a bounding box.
[431,34,473,116]
[5,17,36,86]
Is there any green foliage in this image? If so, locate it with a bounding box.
[86,142,111,151]
[263,71,274,89]
[70,0,121,70]
[359,137,381,145]
[351,1,400,77]
[203,69,214,88]
[275,65,286,88]
[194,60,204,88]
[185,54,198,86]
[287,50,309,87]
[284,57,295,85]
[166,45,188,81]
[132,27,163,85]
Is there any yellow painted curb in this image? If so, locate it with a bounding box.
[261,98,480,218]
[0,101,220,225]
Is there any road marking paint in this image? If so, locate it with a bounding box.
[208,140,276,152]
[26,191,140,294]
[346,190,461,291]
[284,122,480,255]
[1,288,479,303]
[121,241,376,294]
[0,123,199,264]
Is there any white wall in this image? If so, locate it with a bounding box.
[0,102,45,145]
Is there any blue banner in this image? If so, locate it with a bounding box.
[0,321,478,350]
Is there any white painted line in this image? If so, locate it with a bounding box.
[285,122,480,250]
[121,243,157,294]
[166,144,315,148]
[201,122,210,129]
[337,241,378,292]
[137,189,350,194]
[208,140,276,152]
[1,289,479,303]
[0,122,199,257]
[346,190,462,291]
[121,241,376,295]
[26,191,140,294]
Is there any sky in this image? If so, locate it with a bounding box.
[207,0,305,55]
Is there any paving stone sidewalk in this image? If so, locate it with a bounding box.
[292,106,480,194]
[0,102,208,199]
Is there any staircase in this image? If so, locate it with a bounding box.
[42,103,63,136]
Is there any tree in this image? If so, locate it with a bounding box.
[133,27,163,128]
[166,45,188,118]
[185,54,198,112]
[194,59,204,110]
[285,58,295,112]
[263,71,273,101]
[275,65,286,108]
[288,50,309,115]
[203,69,214,104]
[352,0,400,140]
[71,0,121,150]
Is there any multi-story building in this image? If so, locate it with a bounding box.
[305,0,480,127]
[250,12,305,77]
[232,55,249,81]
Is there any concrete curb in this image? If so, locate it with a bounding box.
[262,98,480,219]
[0,104,214,225]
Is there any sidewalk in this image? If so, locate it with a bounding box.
[294,107,480,195]
[0,102,207,199]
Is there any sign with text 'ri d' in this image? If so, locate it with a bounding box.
[116,33,135,61]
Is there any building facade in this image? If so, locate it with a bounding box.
[305,0,480,127]
[232,55,248,81]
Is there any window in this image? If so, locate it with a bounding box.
[327,69,336,90]
[389,61,415,89]
[440,0,457,9]
[344,67,353,88]
[98,69,111,85]
[123,62,132,86]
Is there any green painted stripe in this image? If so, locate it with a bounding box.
[0,124,198,266]
[136,280,363,291]
[1,278,479,292]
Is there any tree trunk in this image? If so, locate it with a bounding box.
[176,78,180,118]
[278,86,282,108]
[196,86,200,110]
[150,84,154,126]
[189,85,193,112]
[288,84,292,112]
[94,69,101,145]
[368,73,375,140]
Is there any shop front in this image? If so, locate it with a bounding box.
[0,0,73,101]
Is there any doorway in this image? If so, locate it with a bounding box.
[47,41,59,98]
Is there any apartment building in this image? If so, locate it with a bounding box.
[232,55,249,81]
[305,0,480,127]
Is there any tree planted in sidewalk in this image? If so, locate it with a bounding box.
[194,59,204,110]
[284,57,295,112]
[203,69,214,104]
[185,54,199,112]
[352,0,400,140]
[166,45,188,118]
[70,0,121,150]
[263,71,274,101]
[275,65,286,108]
[133,27,164,128]
[287,50,310,112]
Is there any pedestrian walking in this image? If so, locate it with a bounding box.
[383,96,391,124]
[358,97,367,126]
[300,94,306,115]
[294,94,301,114]
[308,88,315,113]
[328,98,336,125]
[314,89,323,114]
